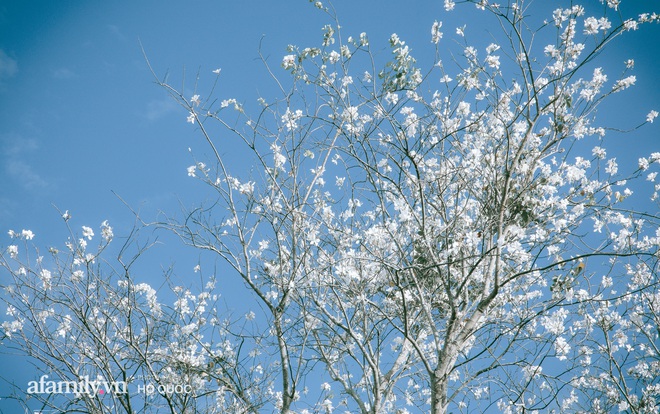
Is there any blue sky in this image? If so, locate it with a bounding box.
[0,0,659,411]
[0,1,470,239]
[0,1,658,244]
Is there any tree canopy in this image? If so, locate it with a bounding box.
[2,1,660,413]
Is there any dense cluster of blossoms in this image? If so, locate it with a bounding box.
[174,1,659,412]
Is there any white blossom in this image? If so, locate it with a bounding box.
[82,226,94,240]
[613,75,636,91]
[431,21,443,44]
[7,245,18,259]
[282,108,303,131]
[100,220,113,242]
[282,54,296,70]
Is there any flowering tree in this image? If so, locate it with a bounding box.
[0,220,267,413]
[2,1,660,413]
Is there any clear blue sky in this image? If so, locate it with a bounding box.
[0,0,658,411]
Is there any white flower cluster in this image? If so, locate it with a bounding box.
[8,229,35,240]
[281,108,303,131]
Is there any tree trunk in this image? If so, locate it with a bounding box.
[430,368,449,414]
[274,315,293,414]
